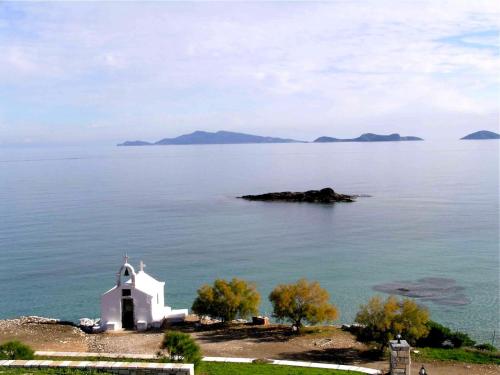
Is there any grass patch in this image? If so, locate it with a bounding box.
[197,362,364,374]
[414,347,500,365]
[1,363,366,375]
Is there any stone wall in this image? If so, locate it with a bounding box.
[0,359,193,375]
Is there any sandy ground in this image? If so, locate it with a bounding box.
[1,318,498,375]
[0,317,88,352]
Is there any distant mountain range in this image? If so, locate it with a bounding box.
[314,133,423,142]
[461,130,500,140]
[118,130,304,146]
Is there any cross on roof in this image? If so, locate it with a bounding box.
[124,253,129,264]
[140,260,146,272]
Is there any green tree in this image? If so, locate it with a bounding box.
[355,295,430,348]
[192,278,261,323]
[269,279,338,332]
[0,341,34,360]
[161,331,202,367]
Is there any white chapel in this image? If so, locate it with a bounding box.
[100,256,188,331]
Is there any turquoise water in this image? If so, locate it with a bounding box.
[0,141,498,343]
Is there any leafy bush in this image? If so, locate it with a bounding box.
[416,320,475,348]
[269,279,338,332]
[475,343,497,352]
[450,331,476,348]
[161,331,202,367]
[192,278,260,323]
[416,320,451,347]
[354,295,429,348]
[0,341,35,359]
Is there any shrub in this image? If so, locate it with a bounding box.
[475,343,498,352]
[0,341,35,359]
[192,278,260,323]
[416,320,452,347]
[416,320,476,348]
[354,295,429,348]
[269,279,338,332]
[161,331,202,367]
[450,331,476,348]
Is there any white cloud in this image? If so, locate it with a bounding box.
[0,1,498,143]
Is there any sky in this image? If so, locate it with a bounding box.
[0,1,499,145]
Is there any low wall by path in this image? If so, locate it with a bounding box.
[0,359,193,375]
[36,351,157,359]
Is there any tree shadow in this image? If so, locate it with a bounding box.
[276,347,384,365]
[191,325,295,344]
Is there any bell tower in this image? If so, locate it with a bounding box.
[116,253,136,286]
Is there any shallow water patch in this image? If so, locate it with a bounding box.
[373,277,470,306]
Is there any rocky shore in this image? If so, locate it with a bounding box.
[1,316,61,325]
[0,316,88,352]
[239,187,355,203]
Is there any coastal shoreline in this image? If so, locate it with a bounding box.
[1,317,498,375]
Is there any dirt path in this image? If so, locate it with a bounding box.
[1,318,498,375]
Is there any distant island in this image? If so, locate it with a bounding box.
[118,131,429,146]
[239,187,355,203]
[314,133,423,142]
[460,130,500,140]
[118,130,304,146]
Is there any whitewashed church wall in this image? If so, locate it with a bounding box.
[151,287,167,321]
[130,288,153,324]
[101,287,122,329]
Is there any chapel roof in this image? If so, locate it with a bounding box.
[126,269,165,296]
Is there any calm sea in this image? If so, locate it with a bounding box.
[0,141,498,343]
